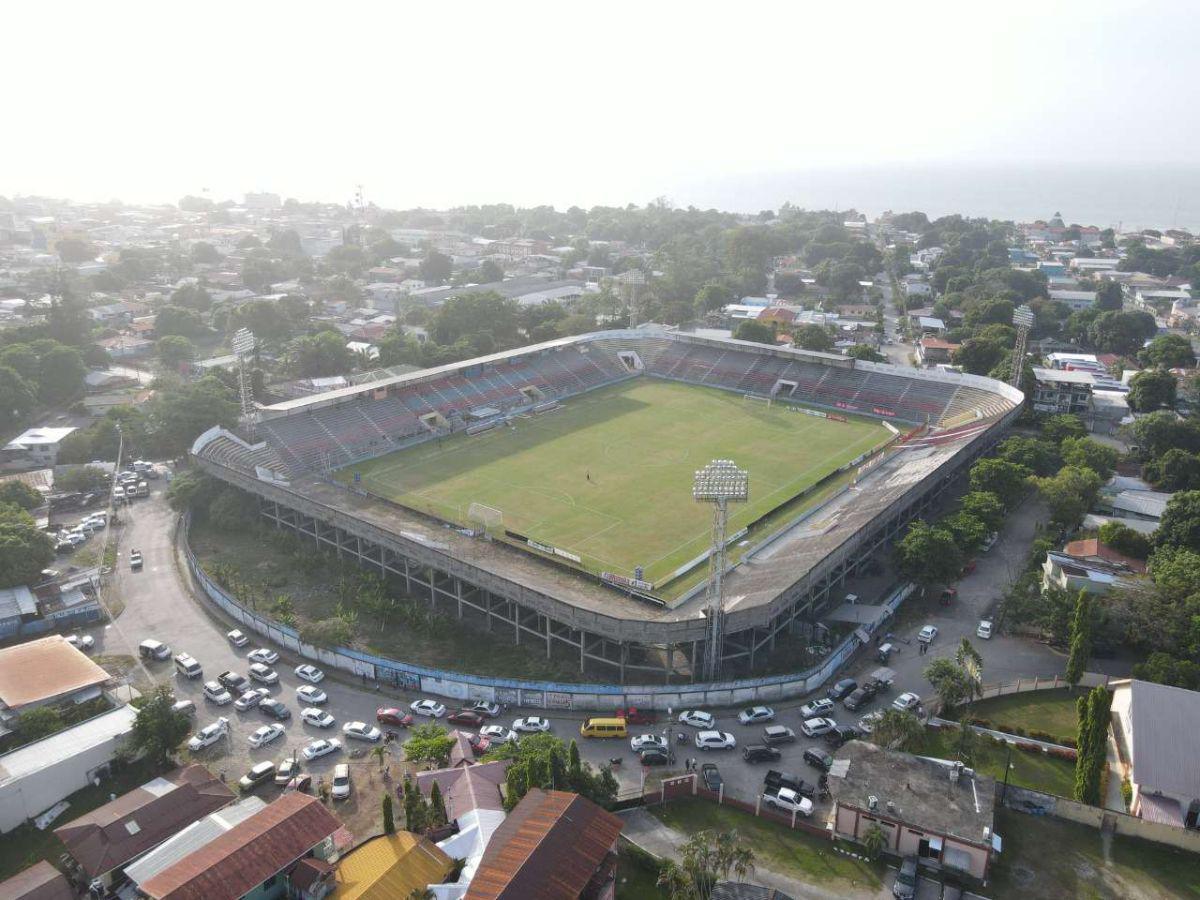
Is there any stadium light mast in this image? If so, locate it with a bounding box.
[232,327,259,440]
[693,459,748,682]
[1009,304,1035,391]
[617,269,647,329]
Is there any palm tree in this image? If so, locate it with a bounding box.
[862,823,886,861]
[371,745,388,769]
[655,860,694,900]
[729,845,756,883]
[955,638,984,705]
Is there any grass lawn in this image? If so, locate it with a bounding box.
[0,757,168,881]
[616,840,665,899]
[337,379,889,584]
[650,798,885,894]
[990,808,1200,899]
[970,689,1079,744]
[915,727,1076,798]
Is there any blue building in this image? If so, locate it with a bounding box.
[0,587,41,640]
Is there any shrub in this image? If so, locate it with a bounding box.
[1121,777,1133,810]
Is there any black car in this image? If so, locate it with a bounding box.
[827,678,857,701]
[844,683,879,710]
[824,724,861,747]
[259,699,291,721]
[762,725,797,745]
[218,671,250,694]
[892,855,919,899]
[700,763,723,792]
[803,747,834,771]
[741,744,782,763]
[640,747,671,766]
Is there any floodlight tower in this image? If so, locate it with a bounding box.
[617,269,647,328]
[231,327,259,440]
[693,459,749,682]
[1010,304,1035,390]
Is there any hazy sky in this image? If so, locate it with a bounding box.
[3,1,1196,212]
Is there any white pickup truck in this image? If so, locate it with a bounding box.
[762,786,814,817]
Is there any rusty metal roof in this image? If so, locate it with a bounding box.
[0,860,74,900]
[0,635,109,709]
[464,789,623,899]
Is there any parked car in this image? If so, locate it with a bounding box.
[227,629,249,647]
[615,706,655,725]
[631,734,667,753]
[295,664,324,683]
[858,711,884,733]
[801,717,836,737]
[762,725,797,745]
[296,685,327,706]
[800,698,835,719]
[448,709,485,728]
[129,550,143,570]
[700,763,723,792]
[218,671,250,694]
[259,699,292,721]
[377,707,414,727]
[331,763,352,800]
[824,724,861,747]
[234,688,271,711]
[737,706,775,725]
[138,639,171,661]
[410,699,447,718]
[239,761,277,791]
[248,724,285,748]
[827,678,857,701]
[65,634,94,651]
[513,716,551,733]
[695,731,736,751]
[470,701,501,718]
[893,856,920,899]
[248,663,279,685]
[203,681,233,705]
[892,692,921,712]
[976,619,994,639]
[171,699,196,718]
[678,710,715,729]
[803,747,834,771]
[174,653,202,679]
[480,725,518,745]
[918,625,938,644]
[248,648,279,665]
[275,757,302,785]
[301,738,342,760]
[742,744,782,763]
[765,770,817,799]
[639,747,671,766]
[762,787,813,817]
[843,685,878,711]
[301,708,336,728]
[343,721,383,742]
[187,717,229,751]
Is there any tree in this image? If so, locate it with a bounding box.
[862,823,886,861]
[292,331,353,378]
[1089,310,1156,355]
[1060,437,1119,480]
[1128,411,1200,459]
[0,366,36,429]
[1095,281,1124,312]
[1073,686,1111,806]
[1155,490,1200,551]
[1033,465,1102,529]
[895,521,962,588]
[732,320,775,345]
[960,491,1006,532]
[1065,591,1093,688]
[18,706,64,741]
[1098,521,1152,560]
[1041,414,1088,445]
[190,242,221,265]
[0,481,42,511]
[1132,651,1200,690]
[794,324,833,352]
[54,465,110,493]
[37,344,85,404]
[870,709,924,752]
[403,723,455,768]
[846,344,884,362]
[428,780,448,827]
[146,377,239,457]
[432,292,521,350]
[924,658,973,711]
[1143,448,1200,491]
[0,504,55,588]
[1126,369,1177,412]
[170,284,213,312]
[968,458,1030,508]
[157,335,195,368]
[56,238,95,263]
[943,511,988,552]
[1139,334,1195,369]
[382,792,395,835]
[128,686,191,766]
[995,436,1060,476]
[402,776,429,831]
[693,283,732,317]
[166,469,214,513]
[419,250,453,285]
[155,305,205,338]
[951,338,1005,375]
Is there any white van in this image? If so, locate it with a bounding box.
[135,481,149,498]
[174,653,203,679]
[113,485,126,502]
[331,763,351,800]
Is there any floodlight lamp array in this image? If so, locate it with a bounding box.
[693,459,749,502]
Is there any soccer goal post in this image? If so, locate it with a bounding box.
[467,502,504,531]
[742,393,771,407]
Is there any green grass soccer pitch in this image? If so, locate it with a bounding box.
[337,379,892,585]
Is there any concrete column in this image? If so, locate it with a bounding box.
[455,578,463,620]
[545,615,551,659]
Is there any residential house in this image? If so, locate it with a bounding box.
[1048,290,1097,311]
[1095,488,1171,523]
[917,336,959,366]
[55,764,235,888]
[0,705,138,833]
[137,792,341,900]
[0,634,110,722]
[1110,679,1200,828]
[1041,537,1146,596]
[464,788,623,900]
[334,831,454,899]
[1030,367,1093,416]
[0,860,74,900]
[417,759,511,897]
[1,427,77,469]
[828,741,998,881]
[96,335,154,358]
[1069,258,1121,274]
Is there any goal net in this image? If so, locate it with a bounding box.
[742,393,771,407]
[467,502,504,531]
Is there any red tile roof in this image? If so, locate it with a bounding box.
[1063,538,1147,573]
[919,336,960,351]
[55,765,235,879]
[0,860,74,900]
[139,793,340,900]
[464,789,623,900]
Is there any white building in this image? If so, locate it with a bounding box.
[1,427,77,470]
[1069,257,1121,273]
[1048,289,1097,311]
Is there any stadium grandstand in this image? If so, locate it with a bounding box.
[192,328,1022,683]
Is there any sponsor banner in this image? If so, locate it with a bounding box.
[528,539,556,554]
[873,407,897,417]
[725,527,749,546]
[421,675,469,700]
[545,691,572,709]
[625,694,652,708]
[495,687,520,706]
[835,401,859,411]
[553,547,582,563]
[827,413,848,422]
[602,572,655,592]
[521,689,545,708]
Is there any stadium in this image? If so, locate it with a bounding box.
[191,329,1023,684]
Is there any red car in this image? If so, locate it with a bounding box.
[376,707,414,727]
[615,707,655,725]
[464,732,491,754]
[448,709,485,728]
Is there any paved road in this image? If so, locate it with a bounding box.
[70,474,1068,818]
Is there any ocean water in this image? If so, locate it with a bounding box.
[668,163,1200,232]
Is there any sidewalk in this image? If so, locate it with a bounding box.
[1104,733,1127,814]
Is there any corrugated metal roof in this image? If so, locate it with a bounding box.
[0,705,137,786]
[0,586,38,621]
[124,797,266,886]
[0,859,74,900]
[0,635,110,709]
[1123,680,1200,804]
[334,831,453,899]
[416,760,510,817]
[464,789,623,900]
